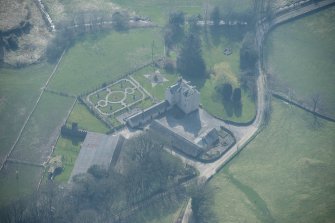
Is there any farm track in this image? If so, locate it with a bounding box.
[0,50,66,172]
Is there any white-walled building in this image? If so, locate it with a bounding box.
[165,78,200,114]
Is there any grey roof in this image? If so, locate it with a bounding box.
[168,78,198,96]
[69,132,123,182]
[202,128,219,146]
[126,100,169,125]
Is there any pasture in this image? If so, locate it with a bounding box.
[113,0,253,25]
[265,6,335,118]
[9,92,74,164]
[48,28,164,96]
[0,63,53,164]
[208,99,335,222]
[0,163,43,207]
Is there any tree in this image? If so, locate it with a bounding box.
[164,11,185,51]
[112,11,129,31]
[232,87,242,103]
[210,6,221,27]
[191,184,218,223]
[240,32,258,71]
[177,33,206,77]
[221,83,233,101]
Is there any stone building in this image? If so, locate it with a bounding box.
[165,78,200,114]
[126,78,200,128]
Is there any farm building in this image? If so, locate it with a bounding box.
[69,132,125,182]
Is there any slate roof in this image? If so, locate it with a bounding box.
[69,133,124,182]
[202,128,219,146]
[126,100,169,125]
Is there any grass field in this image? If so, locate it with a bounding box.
[0,163,43,207]
[199,27,256,123]
[52,136,81,183]
[208,99,335,222]
[113,0,253,25]
[48,28,164,96]
[130,198,186,223]
[265,6,335,117]
[67,102,109,133]
[0,63,53,164]
[10,92,74,164]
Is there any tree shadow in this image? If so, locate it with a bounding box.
[182,74,207,90]
[62,134,83,146]
[223,99,234,117]
[234,102,242,117]
[210,25,224,46]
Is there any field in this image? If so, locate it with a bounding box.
[208,99,335,222]
[265,6,335,118]
[48,28,164,96]
[0,63,53,165]
[9,93,74,164]
[0,163,43,207]
[113,0,253,25]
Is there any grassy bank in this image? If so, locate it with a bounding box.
[208,99,335,222]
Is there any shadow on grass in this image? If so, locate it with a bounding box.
[61,135,83,146]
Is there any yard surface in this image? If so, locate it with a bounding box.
[208,99,335,222]
[52,136,81,183]
[265,6,335,118]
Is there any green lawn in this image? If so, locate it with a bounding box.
[113,0,253,25]
[0,63,53,164]
[208,99,335,222]
[199,28,256,123]
[48,28,164,96]
[0,163,43,207]
[10,92,75,164]
[52,136,81,183]
[265,6,335,117]
[67,102,109,133]
[133,67,180,100]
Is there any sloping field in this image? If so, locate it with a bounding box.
[208,99,335,222]
[0,63,53,165]
[48,28,164,96]
[9,93,74,164]
[265,6,335,118]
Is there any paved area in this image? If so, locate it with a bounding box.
[69,132,122,182]
[157,108,247,143]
